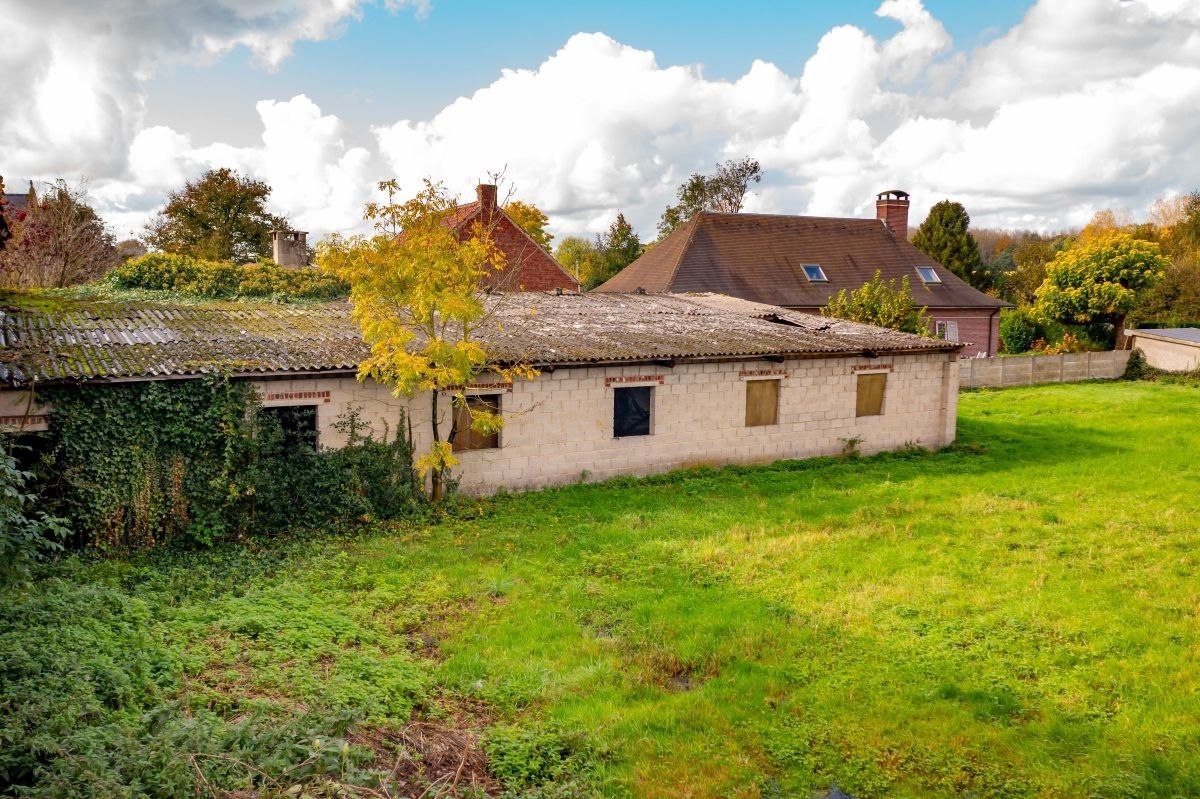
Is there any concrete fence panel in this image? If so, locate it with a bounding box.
[959,350,1131,390]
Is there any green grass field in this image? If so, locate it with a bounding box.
[6,381,1200,798]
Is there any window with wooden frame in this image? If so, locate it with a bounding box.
[855,373,887,417]
[745,379,780,427]
[613,386,653,437]
[452,394,500,451]
[935,320,959,341]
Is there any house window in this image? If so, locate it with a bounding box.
[614,386,653,437]
[263,404,319,449]
[936,320,960,341]
[802,264,828,282]
[745,379,780,427]
[856,373,887,417]
[452,394,501,451]
[917,266,941,284]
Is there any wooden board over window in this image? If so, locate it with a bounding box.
[452,395,500,451]
[856,373,886,417]
[745,379,779,427]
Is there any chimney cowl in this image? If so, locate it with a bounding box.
[875,189,910,236]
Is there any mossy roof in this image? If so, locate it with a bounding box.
[0,290,958,387]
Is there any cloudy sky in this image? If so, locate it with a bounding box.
[3,0,1198,244]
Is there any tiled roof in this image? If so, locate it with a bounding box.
[596,212,1009,310]
[2,193,29,212]
[0,291,958,387]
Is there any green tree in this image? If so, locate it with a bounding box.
[504,200,553,252]
[658,156,762,237]
[1133,257,1200,327]
[318,179,537,501]
[1036,232,1168,348]
[589,213,643,288]
[1006,236,1066,305]
[821,270,931,335]
[912,200,984,288]
[554,236,606,287]
[144,168,288,263]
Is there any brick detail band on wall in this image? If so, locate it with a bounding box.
[958,350,1132,389]
[605,375,666,387]
[852,364,894,373]
[262,390,332,403]
[738,369,788,379]
[443,382,514,393]
[0,414,48,430]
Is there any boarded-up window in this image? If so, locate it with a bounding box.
[614,386,653,437]
[452,395,500,451]
[856,373,887,417]
[745,379,780,427]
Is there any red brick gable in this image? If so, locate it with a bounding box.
[401,185,578,293]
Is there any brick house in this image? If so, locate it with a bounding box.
[0,291,961,493]
[421,184,579,292]
[594,190,1008,356]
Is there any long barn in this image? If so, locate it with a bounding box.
[0,291,962,493]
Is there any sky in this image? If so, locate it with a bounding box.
[3,0,1199,245]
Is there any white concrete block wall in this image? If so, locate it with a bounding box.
[6,350,958,493]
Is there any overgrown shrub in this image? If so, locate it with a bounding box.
[34,378,422,549]
[999,308,1040,354]
[484,724,601,797]
[0,442,68,584]
[106,252,348,301]
[0,579,380,798]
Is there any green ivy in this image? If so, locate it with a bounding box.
[34,378,423,549]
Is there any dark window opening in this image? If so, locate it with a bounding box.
[263,404,319,449]
[452,395,501,451]
[614,386,652,437]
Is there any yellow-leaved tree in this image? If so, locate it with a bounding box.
[319,179,537,500]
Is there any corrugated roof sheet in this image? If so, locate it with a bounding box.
[596,212,1009,310]
[0,291,958,387]
[1129,327,1200,345]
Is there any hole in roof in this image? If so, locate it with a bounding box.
[762,314,801,327]
[802,264,828,282]
[917,266,941,284]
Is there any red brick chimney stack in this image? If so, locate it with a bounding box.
[876,189,910,236]
[477,184,498,222]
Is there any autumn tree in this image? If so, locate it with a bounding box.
[912,200,985,288]
[504,200,553,252]
[658,156,762,237]
[822,270,931,335]
[0,180,119,288]
[145,168,289,263]
[1036,232,1168,348]
[1006,235,1067,305]
[318,179,536,501]
[554,236,606,286]
[0,177,13,252]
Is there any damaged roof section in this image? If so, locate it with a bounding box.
[0,290,959,387]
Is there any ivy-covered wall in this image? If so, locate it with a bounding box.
[33,377,422,549]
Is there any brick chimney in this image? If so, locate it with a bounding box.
[271,228,309,268]
[876,189,910,236]
[476,184,498,222]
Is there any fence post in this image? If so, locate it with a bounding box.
[1087,351,1093,379]
[969,357,976,389]
[1059,353,1065,383]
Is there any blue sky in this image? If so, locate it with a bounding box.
[144,1,1034,146]
[6,0,1199,241]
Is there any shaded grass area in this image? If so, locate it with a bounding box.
[4,382,1200,797]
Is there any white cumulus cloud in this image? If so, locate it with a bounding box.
[5,0,1200,242]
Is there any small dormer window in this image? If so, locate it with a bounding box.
[917,266,941,284]
[802,264,828,282]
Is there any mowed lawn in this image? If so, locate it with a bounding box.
[17,382,1200,798]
